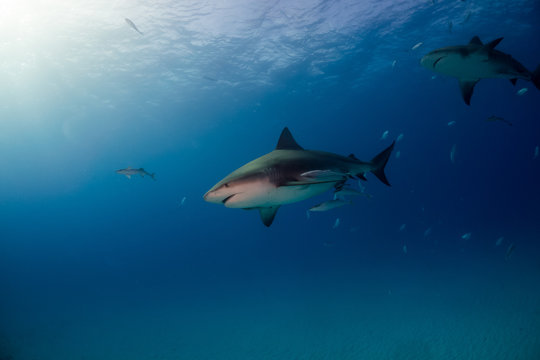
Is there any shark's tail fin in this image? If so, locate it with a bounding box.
[369,141,395,186]
[150,173,156,181]
[532,64,540,90]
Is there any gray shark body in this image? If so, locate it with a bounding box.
[116,167,155,180]
[421,36,540,105]
[204,127,394,226]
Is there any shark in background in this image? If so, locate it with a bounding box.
[421,36,540,105]
[204,127,394,226]
[116,167,155,180]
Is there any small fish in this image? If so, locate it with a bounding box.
[310,199,352,212]
[495,236,504,247]
[180,196,187,206]
[411,42,423,51]
[450,144,457,163]
[203,75,218,82]
[447,120,457,127]
[395,150,401,159]
[403,245,408,254]
[463,11,472,23]
[517,87,528,96]
[431,75,437,80]
[534,146,539,159]
[116,167,155,180]
[333,218,340,229]
[505,243,515,260]
[392,60,397,68]
[357,181,366,193]
[334,187,372,198]
[461,232,471,240]
[486,115,512,126]
[125,18,143,35]
[381,130,389,140]
[399,223,406,232]
[424,227,432,237]
[396,133,404,142]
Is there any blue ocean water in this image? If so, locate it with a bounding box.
[1,0,540,359]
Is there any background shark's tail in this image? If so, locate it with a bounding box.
[369,141,395,186]
[150,173,156,181]
[532,64,540,90]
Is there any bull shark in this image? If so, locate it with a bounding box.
[203,127,394,227]
[421,36,540,105]
[116,167,155,180]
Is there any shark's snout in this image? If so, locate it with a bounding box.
[203,186,235,205]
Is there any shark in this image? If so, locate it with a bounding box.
[420,36,540,105]
[203,127,394,226]
[116,167,155,180]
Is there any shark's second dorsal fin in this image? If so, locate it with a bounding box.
[485,37,503,50]
[469,36,483,46]
[276,127,303,150]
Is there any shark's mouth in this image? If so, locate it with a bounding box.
[433,56,445,68]
[222,194,236,204]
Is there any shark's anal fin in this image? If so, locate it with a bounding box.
[469,36,483,46]
[458,79,479,105]
[276,127,303,150]
[259,206,280,227]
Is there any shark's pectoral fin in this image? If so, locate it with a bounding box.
[458,79,479,105]
[259,206,280,227]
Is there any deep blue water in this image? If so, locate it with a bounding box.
[1,0,540,359]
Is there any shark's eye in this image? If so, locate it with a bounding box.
[224,183,229,188]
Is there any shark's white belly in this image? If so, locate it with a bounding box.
[224,179,336,209]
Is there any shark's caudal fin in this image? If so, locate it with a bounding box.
[259,206,280,227]
[150,173,156,181]
[369,141,395,186]
[459,79,478,105]
[532,64,540,90]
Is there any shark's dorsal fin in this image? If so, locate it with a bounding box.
[485,37,503,50]
[469,36,483,46]
[276,127,303,150]
[259,206,280,227]
[458,79,479,105]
